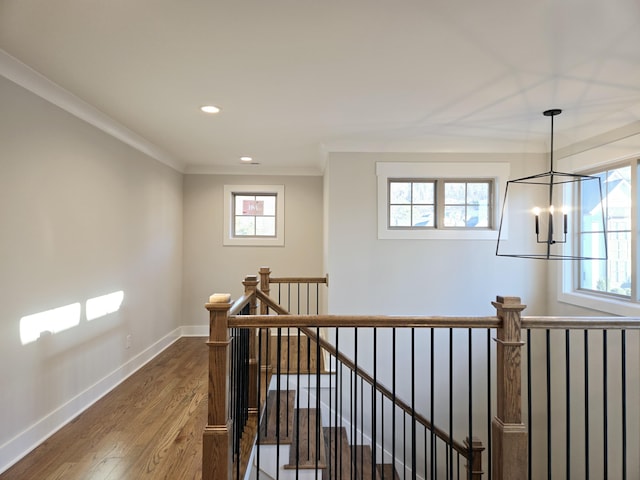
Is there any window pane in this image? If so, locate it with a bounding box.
[235,195,254,215]
[580,252,607,292]
[258,195,276,216]
[412,205,434,227]
[467,183,489,205]
[390,205,411,226]
[467,204,489,227]
[444,206,465,226]
[444,183,466,204]
[608,231,631,295]
[412,182,434,204]
[235,216,255,236]
[579,165,631,297]
[390,182,411,204]
[255,216,276,236]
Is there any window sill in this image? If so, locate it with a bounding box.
[558,290,640,316]
[379,228,498,240]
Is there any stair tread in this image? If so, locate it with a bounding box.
[322,426,353,480]
[376,463,400,480]
[351,445,382,480]
[258,390,297,445]
[284,408,327,469]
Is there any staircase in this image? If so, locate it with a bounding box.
[255,382,400,480]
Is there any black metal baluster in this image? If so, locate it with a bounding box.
[296,327,301,475]
[527,329,532,480]
[307,328,311,463]
[393,327,397,480]
[257,327,263,480]
[565,329,571,480]
[315,326,321,479]
[584,329,590,480]
[431,328,435,480]
[353,328,358,480]
[621,330,627,480]
[468,328,473,480]
[373,327,378,478]
[412,328,416,480]
[449,328,454,480]
[603,330,608,479]
[360,376,364,477]
[276,327,282,480]
[487,328,492,480]
[546,328,551,480]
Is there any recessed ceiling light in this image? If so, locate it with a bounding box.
[240,156,253,162]
[200,105,220,114]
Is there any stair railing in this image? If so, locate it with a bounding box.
[203,270,640,480]
[204,270,514,480]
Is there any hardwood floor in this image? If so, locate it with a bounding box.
[0,337,209,480]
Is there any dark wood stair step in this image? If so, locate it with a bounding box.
[351,445,382,480]
[322,426,353,480]
[284,408,327,470]
[258,390,296,445]
[376,463,400,480]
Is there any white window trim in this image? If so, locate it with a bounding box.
[376,162,510,240]
[556,133,640,315]
[223,184,285,246]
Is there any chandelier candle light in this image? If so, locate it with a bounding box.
[496,109,608,260]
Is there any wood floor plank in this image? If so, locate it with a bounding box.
[0,337,209,480]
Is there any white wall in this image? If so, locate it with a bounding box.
[182,174,324,325]
[0,76,183,471]
[324,152,548,316]
[323,151,550,476]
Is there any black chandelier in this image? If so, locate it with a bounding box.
[495,109,608,260]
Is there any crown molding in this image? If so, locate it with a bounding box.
[0,49,185,172]
[184,164,323,176]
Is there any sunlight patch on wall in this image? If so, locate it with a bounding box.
[19,290,125,345]
[20,303,81,345]
[86,291,124,321]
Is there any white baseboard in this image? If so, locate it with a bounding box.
[0,326,203,474]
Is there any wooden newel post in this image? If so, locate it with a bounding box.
[465,436,485,479]
[243,275,259,414]
[491,296,527,480]
[259,266,271,315]
[203,294,233,480]
[258,267,272,372]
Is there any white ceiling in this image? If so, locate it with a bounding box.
[2,0,640,174]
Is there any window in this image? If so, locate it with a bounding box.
[233,193,277,237]
[578,164,632,297]
[223,185,284,246]
[443,180,492,228]
[388,179,492,229]
[560,158,640,315]
[389,180,435,227]
[377,162,509,240]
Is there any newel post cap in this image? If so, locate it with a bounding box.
[206,293,231,311]
[209,293,231,303]
[492,295,526,311]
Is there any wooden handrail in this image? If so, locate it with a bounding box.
[230,313,501,329]
[268,275,328,284]
[522,316,640,329]
[227,292,255,316]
